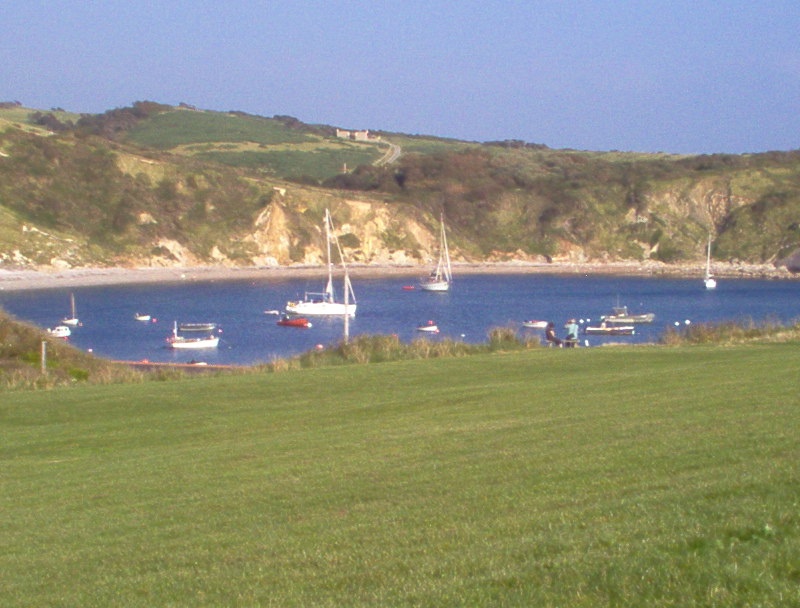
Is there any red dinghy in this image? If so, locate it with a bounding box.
[277,315,313,328]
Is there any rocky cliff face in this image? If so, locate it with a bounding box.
[2,138,797,272]
[241,198,441,267]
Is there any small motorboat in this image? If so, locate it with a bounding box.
[402,285,416,291]
[47,325,71,339]
[584,324,635,336]
[416,320,440,333]
[522,320,548,329]
[277,315,312,328]
[166,322,219,349]
[601,305,654,324]
[134,313,151,322]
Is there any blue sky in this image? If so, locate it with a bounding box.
[2,1,798,154]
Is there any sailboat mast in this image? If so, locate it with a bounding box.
[344,266,350,342]
[441,214,452,282]
[324,209,334,299]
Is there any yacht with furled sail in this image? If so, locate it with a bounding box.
[419,213,452,292]
[62,293,79,326]
[285,209,357,316]
[704,234,717,290]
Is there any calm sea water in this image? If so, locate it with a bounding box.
[1,273,798,366]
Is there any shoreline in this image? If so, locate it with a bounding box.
[0,261,794,292]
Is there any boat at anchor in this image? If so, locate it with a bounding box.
[166,322,219,349]
[584,324,635,336]
[62,293,80,326]
[704,234,717,290]
[277,315,312,328]
[416,320,440,333]
[179,322,217,332]
[419,213,452,292]
[285,209,357,317]
[522,320,548,329]
[601,305,654,324]
[47,325,71,339]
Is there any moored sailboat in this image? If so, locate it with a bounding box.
[62,293,79,326]
[419,213,452,292]
[285,209,357,317]
[704,234,717,290]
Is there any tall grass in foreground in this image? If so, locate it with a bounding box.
[660,318,800,345]
[279,327,540,371]
[2,344,799,606]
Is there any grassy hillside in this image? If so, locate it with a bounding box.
[126,110,319,148]
[2,344,798,605]
[2,101,800,269]
[0,309,143,388]
[124,109,385,181]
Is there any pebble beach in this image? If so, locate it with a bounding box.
[0,260,793,292]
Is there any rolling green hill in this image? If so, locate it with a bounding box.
[1,101,799,271]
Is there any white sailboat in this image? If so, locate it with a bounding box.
[704,234,717,290]
[285,209,357,317]
[419,213,452,292]
[62,293,80,326]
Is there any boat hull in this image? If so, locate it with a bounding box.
[179,323,217,332]
[167,336,219,349]
[603,315,654,324]
[585,325,635,335]
[419,280,450,292]
[277,317,312,328]
[522,320,548,329]
[285,301,356,317]
[47,325,72,338]
[63,294,79,326]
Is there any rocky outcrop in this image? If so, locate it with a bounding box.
[776,249,800,273]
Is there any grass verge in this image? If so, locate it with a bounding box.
[2,343,799,606]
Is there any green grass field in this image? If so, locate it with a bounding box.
[2,344,799,606]
[125,110,317,148]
